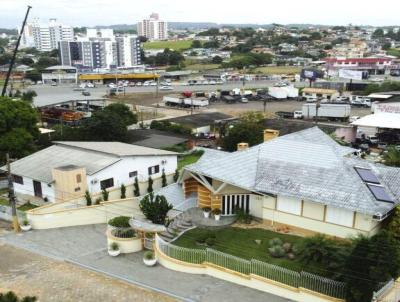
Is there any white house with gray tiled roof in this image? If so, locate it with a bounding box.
[179,127,400,238]
[2,142,177,203]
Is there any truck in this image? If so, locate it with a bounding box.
[281,86,299,98]
[163,95,209,107]
[268,87,288,99]
[302,104,351,121]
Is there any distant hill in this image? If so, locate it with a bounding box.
[0,28,17,35]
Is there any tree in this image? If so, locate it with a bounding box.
[147,176,153,193]
[133,177,140,197]
[386,205,400,240]
[18,57,34,66]
[223,112,264,152]
[139,193,173,224]
[81,111,127,141]
[0,291,37,302]
[203,40,219,48]
[161,169,167,187]
[345,231,400,302]
[21,90,37,102]
[173,169,179,182]
[0,97,39,162]
[85,190,92,206]
[0,53,12,65]
[372,28,384,39]
[120,184,126,199]
[191,40,202,48]
[101,188,109,201]
[34,56,59,72]
[25,70,42,82]
[211,56,223,64]
[383,146,400,167]
[382,42,392,51]
[103,103,137,126]
[138,36,148,43]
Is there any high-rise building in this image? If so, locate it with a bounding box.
[21,18,73,51]
[59,35,141,69]
[137,13,168,41]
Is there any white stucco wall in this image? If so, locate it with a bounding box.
[14,176,56,202]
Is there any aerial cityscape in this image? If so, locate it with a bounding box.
[1,1,400,302]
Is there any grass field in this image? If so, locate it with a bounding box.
[18,202,38,212]
[177,150,204,170]
[253,66,302,75]
[184,63,220,71]
[143,40,193,51]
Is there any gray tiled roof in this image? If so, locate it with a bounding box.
[53,141,179,157]
[185,127,400,216]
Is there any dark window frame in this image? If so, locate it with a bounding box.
[100,178,114,190]
[148,165,160,175]
[129,171,138,178]
[12,175,23,185]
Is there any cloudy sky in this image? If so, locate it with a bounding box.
[1,0,399,28]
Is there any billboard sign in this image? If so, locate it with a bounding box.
[339,69,363,81]
[301,69,323,80]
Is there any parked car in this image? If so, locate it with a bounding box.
[51,82,57,86]
[367,135,379,144]
[349,116,360,123]
[160,86,173,91]
[241,97,248,103]
[86,83,95,88]
[370,77,384,82]
[82,91,91,96]
[293,111,303,119]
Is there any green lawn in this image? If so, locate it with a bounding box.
[184,63,220,71]
[0,198,9,206]
[174,227,324,274]
[143,40,193,51]
[177,150,204,170]
[18,202,38,212]
[252,66,302,75]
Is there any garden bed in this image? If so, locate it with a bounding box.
[173,227,342,276]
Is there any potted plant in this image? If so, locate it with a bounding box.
[20,219,32,231]
[202,207,211,218]
[143,251,157,266]
[212,208,221,221]
[108,242,120,257]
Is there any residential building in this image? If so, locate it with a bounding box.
[178,127,400,238]
[323,57,400,75]
[86,28,114,40]
[21,18,73,51]
[2,142,177,203]
[59,35,141,69]
[137,13,168,41]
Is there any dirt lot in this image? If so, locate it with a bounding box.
[0,222,176,302]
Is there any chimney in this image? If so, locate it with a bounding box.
[263,129,279,142]
[237,142,249,151]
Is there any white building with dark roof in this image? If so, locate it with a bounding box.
[177,127,400,238]
[2,142,177,203]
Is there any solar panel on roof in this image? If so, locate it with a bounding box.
[367,184,394,203]
[354,167,380,184]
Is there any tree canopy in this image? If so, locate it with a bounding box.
[139,193,173,225]
[103,103,137,126]
[0,97,39,162]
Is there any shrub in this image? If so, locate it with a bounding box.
[133,177,140,197]
[205,237,216,246]
[173,169,179,182]
[147,176,153,193]
[235,206,252,224]
[95,197,102,205]
[282,242,292,253]
[268,245,285,258]
[0,291,37,302]
[113,229,135,238]
[22,219,29,226]
[144,250,155,260]
[202,207,211,213]
[287,252,296,260]
[85,190,92,206]
[269,238,283,247]
[102,189,109,201]
[109,242,119,251]
[161,169,167,187]
[139,193,173,225]
[212,208,221,215]
[108,216,131,228]
[120,184,126,199]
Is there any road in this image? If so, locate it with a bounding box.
[1,224,289,302]
[31,80,292,107]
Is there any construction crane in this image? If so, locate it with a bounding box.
[1,5,32,97]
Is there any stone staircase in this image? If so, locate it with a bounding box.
[158,211,194,242]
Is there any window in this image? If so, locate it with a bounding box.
[100,178,114,190]
[148,165,160,175]
[129,171,138,178]
[76,174,82,183]
[12,175,23,185]
[325,206,353,227]
[276,196,301,215]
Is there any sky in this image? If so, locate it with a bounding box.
[1,0,400,28]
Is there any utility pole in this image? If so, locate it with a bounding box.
[6,153,20,233]
[315,98,321,125]
[1,5,32,97]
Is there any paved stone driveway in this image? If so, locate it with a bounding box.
[1,224,290,302]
